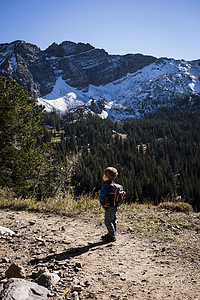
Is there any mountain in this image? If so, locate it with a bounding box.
[0,40,200,119]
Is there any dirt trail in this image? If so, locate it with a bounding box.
[0,209,199,299]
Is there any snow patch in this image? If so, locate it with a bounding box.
[99,110,108,119]
[38,59,200,120]
[38,77,88,113]
[8,55,18,72]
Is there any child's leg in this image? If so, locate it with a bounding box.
[113,212,117,232]
[105,207,117,237]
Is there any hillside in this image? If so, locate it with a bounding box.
[0,205,199,300]
[42,106,200,211]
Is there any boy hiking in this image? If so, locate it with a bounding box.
[100,167,125,242]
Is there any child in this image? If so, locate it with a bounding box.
[100,166,119,242]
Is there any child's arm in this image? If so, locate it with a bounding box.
[99,184,110,209]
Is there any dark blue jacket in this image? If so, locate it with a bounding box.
[99,180,113,209]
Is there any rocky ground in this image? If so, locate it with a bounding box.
[0,208,200,299]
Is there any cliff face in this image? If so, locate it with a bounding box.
[0,41,55,97]
[0,40,156,97]
[1,40,199,120]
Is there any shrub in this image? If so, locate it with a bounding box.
[158,201,193,213]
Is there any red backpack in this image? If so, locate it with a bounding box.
[105,182,125,208]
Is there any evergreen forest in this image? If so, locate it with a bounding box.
[43,96,200,212]
[1,76,200,211]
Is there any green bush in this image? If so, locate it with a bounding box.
[158,201,193,213]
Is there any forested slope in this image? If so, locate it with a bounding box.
[43,96,200,211]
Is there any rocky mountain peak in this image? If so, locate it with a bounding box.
[0,40,156,99]
[0,40,199,120]
[45,41,95,57]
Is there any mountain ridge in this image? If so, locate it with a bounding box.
[0,40,156,96]
[0,40,200,119]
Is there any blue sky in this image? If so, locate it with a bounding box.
[1,0,199,60]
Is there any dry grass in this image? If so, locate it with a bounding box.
[158,201,193,212]
[0,188,99,216]
[117,202,200,262]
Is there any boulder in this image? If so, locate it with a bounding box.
[5,263,26,279]
[35,272,60,289]
[0,278,49,300]
[0,226,15,236]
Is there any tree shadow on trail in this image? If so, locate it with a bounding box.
[29,240,110,265]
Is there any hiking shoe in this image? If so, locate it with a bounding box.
[101,234,116,242]
[101,233,110,240]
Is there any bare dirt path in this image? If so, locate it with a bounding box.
[0,208,199,299]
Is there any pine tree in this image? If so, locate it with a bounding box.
[0,77,45,196]
[0,77,72,200]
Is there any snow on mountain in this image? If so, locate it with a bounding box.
[38,58,200,120]
[38,77,87,112]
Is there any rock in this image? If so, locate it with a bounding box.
[127,227,133,232]
[5,263,26,279]
[35,272,60,288]
[74,262,82,269]
[35,237,46,246]
[0,226,15,236]
[72,277,80,285]
[84,280,91,287]
[47,292,55,297]
[0,278,49,300]
[1,258,11,263]
[31,267,49,279]
[71,285,83,292]
[29,221,36,225]
[72,291,80,300]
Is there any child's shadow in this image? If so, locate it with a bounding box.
[29,240,109,265]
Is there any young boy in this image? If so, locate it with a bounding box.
[100,167,119,242]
